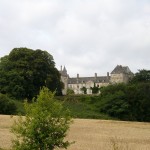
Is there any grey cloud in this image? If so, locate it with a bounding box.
[0,0,150,76]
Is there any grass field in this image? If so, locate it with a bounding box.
[0,115,150,150]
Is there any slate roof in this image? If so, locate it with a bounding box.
[111,65,132,74]
[68,76,110,84]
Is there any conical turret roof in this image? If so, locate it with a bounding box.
[61,66,68,77]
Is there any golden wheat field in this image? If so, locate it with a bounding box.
[0,115,150,150]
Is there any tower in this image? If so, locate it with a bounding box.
[60,66,68,95]
[110,65,133,84]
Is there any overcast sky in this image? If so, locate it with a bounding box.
[0,0,150,77]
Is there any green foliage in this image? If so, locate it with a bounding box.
[98,81,150,122]
[90,83,99,94]
[97,69,150,122]
[67,88,75,95]
[130,69,150,83]
[126,83,150,121]
[14,100,25,115]
[80,86,87,94]
[0,94,17,115]
[99,90,130,120]
[11,87,72,150]
[0,48,63,100]
[56,95,114,120]
[100,83,126,96]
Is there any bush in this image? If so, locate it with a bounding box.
[11,87,72,150]
[14,100,25,115]
[67,88,75,95]
[0,93,17,114]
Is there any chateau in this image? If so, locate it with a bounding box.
[60,65,133,95]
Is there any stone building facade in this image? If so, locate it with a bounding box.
[60,65,133,95]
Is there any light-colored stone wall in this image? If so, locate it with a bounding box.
[67,81,110,95]
[95,82,109,87]
[61,76,68,95]
[110,73,130,84]
[110,73,124,83]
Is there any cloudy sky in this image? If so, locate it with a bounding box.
[0,0,150,77]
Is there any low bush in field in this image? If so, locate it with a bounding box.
[0,93,17,115]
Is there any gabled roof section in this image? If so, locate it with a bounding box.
[111,65,132,74]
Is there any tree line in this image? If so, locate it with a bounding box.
[97,69,150,122]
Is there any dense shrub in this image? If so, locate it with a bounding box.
[98,83,150,122]
[0,94,17,114]
[67,88,75,95]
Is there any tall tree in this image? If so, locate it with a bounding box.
[130,69,150,83]
[0,48,63,100]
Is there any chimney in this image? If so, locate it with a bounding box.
[95,73,97,80]
[107,72,109,79]
[77,73,79,78]
[60,65,62,72]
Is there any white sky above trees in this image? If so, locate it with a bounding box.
[0,0,150,77]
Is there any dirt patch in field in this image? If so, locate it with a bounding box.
[0,115,150,150]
